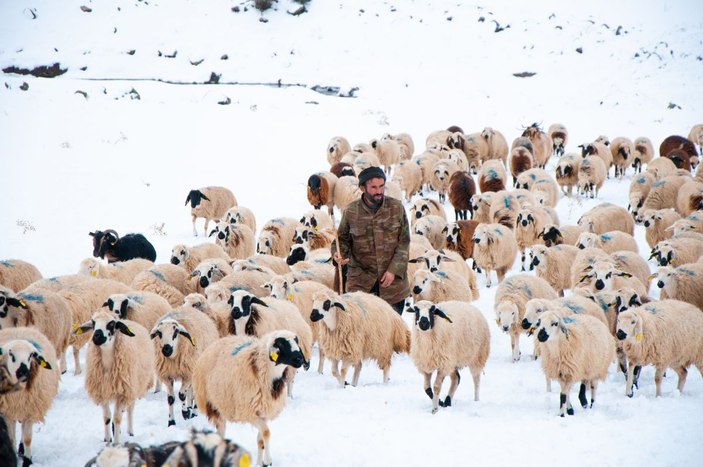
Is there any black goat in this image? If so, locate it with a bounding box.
[89,229,157,263]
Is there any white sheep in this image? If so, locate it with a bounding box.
[0,285,72,374]
[580,141,612,176]
[637,174,692,223]
[103,291,171,334]
[577,259,649,300]
[653,263,703,311]
[616,300,703,397]
[488,190,520,228]
[310,290,410,388]
[169,242,230,274]
[232,254,291,276]
[0,327,59,466]
[256,217,298,258]
[514,203,551,271]
[576,231,639,254]
[632,136,655,173]
[189,257,234,292]
[554,153,581,196]
[470,192,494,224]
[480,127,509,164]
[131,263,195,307]
[299,209,334,232]
[289,258,336,291]
[494,274,559,362]
[460,132,490,174]
[412,215,448,250]
[205,268,273,303]
[430,159,460,203]
[326,136,351,166]
[210,220,255,261]
[610,136,635,178]
[192,330,305,467]
[535,310,615,416]
[224,205,257,233]
[548,123,569,157]
[529,244,580,296]
[78,257,153,285]
[628,172,656,220]
[185,186,237,237]
[669,212,703,236]
[370,137,401,174]
[522,124,553,168]
[391,159,423,201]
[411,151,441,192]
[471,223,518,287]
[0,259,42,293]
[446,148,470,172]
[642,208,680,249]
[577,203,635,235]
[577,155,607,198]
[408,248,479,300]
[74,309,155,444]
[407,300,490,413]
[411,269,476,304]
[332,175,363,213]
[650,237,703,268]
[28,273,91,293]
[409,197,447,227]
[150,305,219,427]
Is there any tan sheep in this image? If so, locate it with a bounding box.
[669,212,703,236]
[232,254,291,276]
[310,290,410,388]
[488,190,519,229]
[150,305,219,426]
[471,223,518,287]
[0,285,72,374]
[579,141,612,177]
[412,215,448,250]
[675,180,703,217]
[646,156,678,180]
[577,155,607,198]
[185,186,237,237]
[536,310,615,416]
[306,171,339,218]
[223,205,257,233]
[610,136,635,178]
[29,274,91,293]
[192,330,305,467]
[289,259,335,291]
[632,136,654,173]
[408,248,479,300]
[522,123,553,168]
[577,259,649,299]
[653,263,703,311]
[650,237,703,268]
[408,197,446,227]
[460,132,490,174]
[577,203,634,235]
[411,151,441,193]
[169,242,230,274]
[628,172,657,220]
[576,231,639,254]
[528,244,579,296]
[131,264,194,308]
[74,309,155,444]
[569,247,612,292]
[407,300,490,413]
[326,136,351,166]
[0,327,59,466]
[78,257,153,285]
[548,123,568,157]
[494,274,559,362]
[617,300,703,397]
[391,159,423,201]
[554,153,581,196]
[103,291,171,335]
[637,173,692,223]
[411,269,475,303]
[480,127,509,164]
[205,268,273,303]
[210,221,255,261]
[332,175,362,212]
[430,159,460,203]
[0,260,42,293]
[370,137,402,174]
[189,257,234,293]
[446,148,470,172]
[352,150,382,176]
[470,192,494,224]
[538,224,583,247]
[642,208,680,249]
[256,217,298,258]
[299,209,334,233]
[514,204,551,271]
[443,220,480,265]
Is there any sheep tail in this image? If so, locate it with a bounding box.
[391,318,411,354]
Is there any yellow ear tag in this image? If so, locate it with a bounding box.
[636,332,642,341]
[287,293,294,301]
[495,319,500,325]
[91,270,97,277]
[40,360,47,368]
[270,351,279,362]
[240,453,252,467]
[72,324,83,335]
[19,299,27,307]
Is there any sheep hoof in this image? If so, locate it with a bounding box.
[626,391,634,398]
[443,396,452,407]
[425,388,433,399]
[567,407,575,416]
[22,456,32,467]
[182,409,191,420]
[168,419,176,427]
[431,407,439,415]
[578,384,588,408]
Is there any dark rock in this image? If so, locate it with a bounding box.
[576,47,583,53]
[3,63,67,78]
[513,71,536,78]
[19,82,28,91]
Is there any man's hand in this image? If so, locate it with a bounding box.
[379,271,395,288]
[333,252,349,266]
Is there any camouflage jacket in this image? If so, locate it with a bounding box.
[332,195,410,304]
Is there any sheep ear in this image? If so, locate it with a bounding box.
[578,273,592,284]
[647,272,658,281]
[634,316,643,340]
[150,328,161,340]
[333,301,346,311]
[251,297,268,308]
[433,308,453,323]
[262,282,272,290]
[179,329,196,346]
[208,229,217,237]
[559,320,569,339]
[72,321,95,335]
[32,352,52,370]
[408,257,424,264]
[617,272,632,278]
[116,321,135,337]
[119,300,129,319]
[7,297,28,309]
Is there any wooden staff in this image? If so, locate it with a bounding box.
[334,230,345,294]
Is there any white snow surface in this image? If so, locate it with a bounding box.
[1,0,703,466]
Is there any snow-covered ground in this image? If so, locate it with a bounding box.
[1,1,703,466]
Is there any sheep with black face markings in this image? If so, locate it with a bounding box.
[149,304,219,427]
[185,187,237,237]
[413,215,448,250]
[494,274,559,362]
[610,136,635,178]
[548,123,568,157]
[652,263,703,311]
[409,197,446,227]
[0,260,42,293]
[209,221,255,261]
[204,268,273,304]
[326,136,351,166]
[535,310,615,416]
[430,159,460,203]
[529,244,580,296]
[407,300,490,413]
[224,205,257,233]
[632,136,654,173]
[306,171,339,218]
[0,327,59,467]
[256,217,298,258]
[370,136,402,174]
[470,192,494,224]
[169,242,230,275]
[554,153,580,196]
[103,291,171,336]
[299,209,334,232]
[577,155,607,198]
[650,237,703,268]
[642,208,680,249]
[310,290,410,388]
[410,259,479,302]
[74,309,155,444]
[514,203,551,271]
[616,300,703,398]
[192,330,305,467]
[579,141,612,177]
[443,220,480,265]
[471,223,517,288]
[576,231,639,254]
[538,224,582,247]
[131,264,195,308]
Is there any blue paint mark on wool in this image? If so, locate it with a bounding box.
[562,316,575,324]
[679,268,696,276]
[652,180,665,188]
[0,260,14,267]
[271,218,285,225]
[520,284,533,297]
[636,176,647,185]
[19,293,44,303]
[493,228,503,236]
[149,270,166,281]
[503,197,511,209]
[28,339,43,351]
[600,234,612,241]
[435,271,448,279]
[229,285,250,292]
[563,301,583,314]
[128,294,144,304]
[644,304,658,314]
[488,169,498,179]
[231,341,253,356]
[529,174,537,180]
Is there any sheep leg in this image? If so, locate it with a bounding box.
[444,369,462,405]
[19,421,33,467]
[589,381,598,408]
[340,361,351,388]
[59,351,67,374]
[422,372,433,399]
[616,345,628,374]
[431,372,446,414]
[153,374,162,393]
[192,214,198,237]
[252,418,272,467]
[673,366,688,393]
[382,365,390,385]
[179,381,193,420]
[545,375,552,393]
[625,360,637,398]
[113,401,125,445]
[520,251,526,271]
[73,346,82,375]
[485,269,492,288]
[351,361,362,387]
[329,359,344,387]
[558,381,574,417]
[4,417,16,455]
[202,218,210,237]
[578,381,588,408]
[654,366,665,397]
[469,367,481,401]
[316,348,325,375]
[165,378,176,426]
[101,402,113,443]
[510,331,521,362]
[187,384,198,418]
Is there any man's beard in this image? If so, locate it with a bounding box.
[363,192,384,207]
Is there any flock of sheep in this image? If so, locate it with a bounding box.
[2,122,703,466]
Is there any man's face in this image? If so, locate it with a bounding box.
[361,177,385,205]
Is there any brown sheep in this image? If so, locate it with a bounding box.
[659,135,698,170]
[329,162,355,178]
[448,171,476,221]
[522,123,552,168]
[306,171,339,218]
[509,146,534,188]
[665,149,692,172]
[478,160,507,193]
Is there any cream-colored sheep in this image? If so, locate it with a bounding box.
[289,259,335,291]
[288,229,335,265]
[185,186,237,237]
[412,215,448,250]
[675,180,703,217]
[646,156,677,180]
[515,167,550,192]
[411,269,475,304]
[58,278,132,375]
[577,203,634,235]
[169,242,230,274]
[529,244,579,296]
[488,190,520,228]
[0,285,72,374]
[514,204,551,271]
[522,124,553,168]
[310,290,410,388]
[332,175,362,212]
[232,254,291,276]
[628,172,656,220]
[577,155,607,198]
[370,137,402,174]
[494,274,559,362]
[471,223,518,287]
[205,268,273,303]
[522,295,608,335]
[390,159,423,201]
[408,248,479,300]
[576,231,639,254]
[299,209,334,232]
[392,132,415,160]
[352,150,382,176]
[430,159,460,203]
[632,136,654,173]
[689,124,703,150]
[554,153,580,196]
[642,208,680,248]
[650,237,703,268]
[408,197,446,227]
[617,300,703,397]
[189,257,234,293]
[0,259,42,293]
[580,141,612,177]
[256,217,298,258]
[669,212,703,236]
[653,263,703,311]
[0,327,59,466]
[480,127,509,165]
[150,305,219,426]
[29,274,91,292]
[192,330,305,467]
[103,291,171,335]
[446,148,470,172]
[610,136,635,178]
[326,136,352,166]
[536,310,615,416]
[306,171,339,218]
[530,175,560,208]
[609,250,651,291]
[461,132,490,174]
[470,192,494,224]
[224,205,257,233]
[478,159,507,193]
[74,309,155,444]
[78,257,153,285]
[569,247,612,292]
[638,174,692,222]
[548,123,568,157]
[538,224,583,247]
[408,300,490,413]
[210,221,255,260]
[577,259,649,299]
[131,264,194,308]
[411,151,441,193]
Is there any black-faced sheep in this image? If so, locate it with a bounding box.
[169,242,230,274]
[224,205,257,233]
[577,155,607,198]
[443,220,480,265]
[413,215,448,250]
[409,248,479,300]
[642,208,680,249]
[299,209,335,232]
[471,223,518,287]
[210,220,255,260]
[538,224,582,248]
[447,170,476,221]
[306,171,339,218]
[514,204,551,271]
[189,258,234,293]
[548,123,568,157]
[310,290,410,388]
[89,229,157,263]
[192,330,305,467]
[103,291,171,335]
[617,300,703,398]
[632,136,654,173]
[74,309,155,444]
[407,300,490,413]
[327,136,351,166]
[650,237,703,267]
[185,186,237,237]
[0,260,42,293]
[610,136,635,178]
[0,327,59,466]
[536,311,615,416]
[411,269,476,304]
[554,153,580,196]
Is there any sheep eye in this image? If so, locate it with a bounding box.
[551,322,558,327]
[606,272,612,279]
[106,321,116,332]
